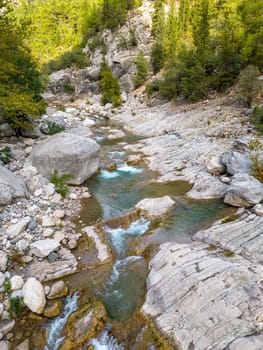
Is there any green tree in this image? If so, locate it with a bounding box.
[236,65,261,107]
[100,63,121,107]
[0,2,46,133]
[135,51,148,87]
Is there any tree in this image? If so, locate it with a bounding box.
[100,62,121,107]
[236,65,261,107]
[0,2,46,133]
[135,51,148,87]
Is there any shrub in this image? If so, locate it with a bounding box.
[129,28,137,47]
[250,105,263,133]
[151,41,165,73]
[0,146,12,164]
[9,296,24,316]
[100,63,121,107]
[50,170,72,198]
[63,83,75,94]
[41,121,65,135]
[236,65,261,107]
[42,47,91,75]
[251,153,263,183]
[135,51,148,88]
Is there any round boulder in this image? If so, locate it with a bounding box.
[29,132,100,185]
[22,278,46,314]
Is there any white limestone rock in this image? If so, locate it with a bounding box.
[187,172,228,199]
[0,252,8,272]
[22,278,46,314]
[41,215,55,227]
[193,211,263,264]
[224,173,263,207]
[206,155,225,175]
[30,239,60,258]
[29,132,100,185]
[0,166,28,205]
[143,242,263,350]
[10,276,24,291]
[221,149,252,176]
[82,226,110,263]
[6,217,30,239]
[135,196,175,217]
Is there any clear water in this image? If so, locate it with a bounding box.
[89,329,124,350]
[100,256,147,322]
[44,293,79,350]
[103,218,150,256]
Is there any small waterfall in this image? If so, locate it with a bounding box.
[108,256,144,285]
[44,293,79,350]
[117,163,143,174]
[98,163,143,180]
[89,329,124,350]
[103,218,150,254]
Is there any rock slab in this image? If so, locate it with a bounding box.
[143,242,263,350]
[0,165,28,205]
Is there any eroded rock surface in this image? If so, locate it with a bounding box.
[135,196,175,217]
[143,242,263,350]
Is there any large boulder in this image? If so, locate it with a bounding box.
[22,278,46,314]
[221,149,252,176]
[0,165,28,205]
[135,196,176,217]
[29,132,100,185]
[187,172,228,199]
[224,173,263,207]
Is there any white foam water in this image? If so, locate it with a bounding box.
[89,330,124,350]
[98,170,120,179]
[117,163,143,174]
[44,293,79,350]
[103,218,150,254]
[109,256,144,285]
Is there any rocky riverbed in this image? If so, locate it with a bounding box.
[0,90,263,349]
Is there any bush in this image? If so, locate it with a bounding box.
[100,63,121,107]
[135,51,148,88]
[251,153,263,183]
[0,146,12,164]
[41,121,65,135]
[151,41,165,73]
[42,47,91,75]
[236,65,261,107]
[63,83,75,94]
[9,296,24,316]
[250,105,263,133]
[50,170,72,198]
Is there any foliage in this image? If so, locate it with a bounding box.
[0,146,12,164]
[151,41,165,73]
[41,121,65,135]
[0,4,46,133]
[150,0,263,102]
[3,280,11,294]
[63,83,75,94]
[250,105,263,133]
[50,170,72,198]
[236,65,261,107]
[100,63,121,107]
[251,153,263,183]
[42,47,91,75]
[135,51,148,88]
[9,296,24,316]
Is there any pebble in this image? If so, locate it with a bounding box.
[69,193,77,200]
[43,228,54,237]
[53,209,65,219]
[42,216,56,227]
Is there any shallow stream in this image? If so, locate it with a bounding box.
[29,117,234,349]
